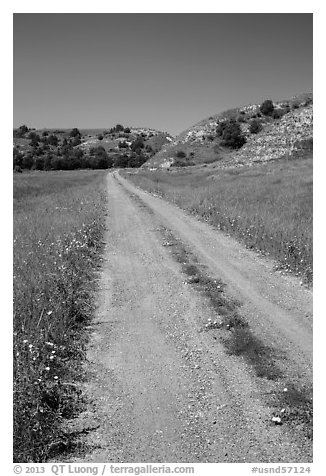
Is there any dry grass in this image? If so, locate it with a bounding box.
[124,156,313,283]
[13,170,108,462]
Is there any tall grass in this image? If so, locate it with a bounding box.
[124,158,313,283]
[13,170,108,462]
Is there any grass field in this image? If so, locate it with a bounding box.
[123,157,313,284]
[13,170,108,462]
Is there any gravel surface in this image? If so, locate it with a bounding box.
[66,171,312,463]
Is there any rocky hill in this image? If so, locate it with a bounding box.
[143,93,313,169]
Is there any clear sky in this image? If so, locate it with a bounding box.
[13,13,312,136]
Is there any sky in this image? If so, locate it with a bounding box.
[13,13,313,136]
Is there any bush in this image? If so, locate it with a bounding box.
[124,127,131,134]
[70,128,81,138]
[34,156,45,170]
[14,125,29,138]
[110,124,124,134]
[176,150,186,158]
[97,134,103,141]
[172,158,195,167]
[249,119,263,134]
[272,109,287,120]
[44,154,53,171]
[218,119,246,149]
[216,121,226,137]
[114,154,129,168]
[50,156,63,170]
[13,148,23,168]
[29,132,41,146]
[22,154,34,170]
[131,136,144,152]
[118,141,129,149]
[89,146,113,169]
[260,99,274,116]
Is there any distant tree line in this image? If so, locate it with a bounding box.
[13,126,149,172]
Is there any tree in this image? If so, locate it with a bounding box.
[14,125,29,138]
[50,156,63,170]
[22,153,34,170]
[131,136,144,152]
[29,135,39,147]
[114,154,129,168]
[13,148,23,168]
[260,99,274,116]
[28,131,40,140]
[34,156,45,170]
[217,118,246,149]
[47,134,59,146]
[249,119,263,134]
[28,132,41,148]
[89,146,112,169]
[44,154,53,171]
[70,128,81,138]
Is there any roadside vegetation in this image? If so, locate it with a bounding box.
[123,157,313,284]
[13,170,107,462]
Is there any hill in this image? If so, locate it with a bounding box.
[13,125,173,172]
[143,93,313,170]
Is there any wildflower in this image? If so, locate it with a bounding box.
[23,339,28,344]
[47,311,53,316]
[45,367,50,371]
[54,376,58,380]
[46,342,54,346]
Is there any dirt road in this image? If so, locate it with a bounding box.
[72,171,312,463]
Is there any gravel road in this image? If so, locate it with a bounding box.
[71,171,312,463]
